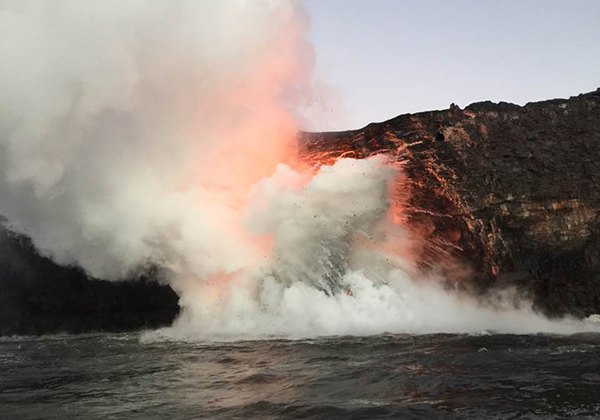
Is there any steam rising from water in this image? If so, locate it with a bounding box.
[153,157,596,340]
[0,1,597,340]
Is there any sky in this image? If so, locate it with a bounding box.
[304,0,600,131]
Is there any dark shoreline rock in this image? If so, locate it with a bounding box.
[300,88,600,317]
[0,227,180,336]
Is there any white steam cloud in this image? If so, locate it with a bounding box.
[0,0,312,280]
[151,156,599,340]
[1,0,597,340]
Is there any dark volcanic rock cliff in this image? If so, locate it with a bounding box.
[301,89,600,317]
[0,227,180,335]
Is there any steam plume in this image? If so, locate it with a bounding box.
[0,0,312,280]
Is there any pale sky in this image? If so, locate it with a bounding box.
[304,0,600,131]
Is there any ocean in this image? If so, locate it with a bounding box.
[2,332,599,419]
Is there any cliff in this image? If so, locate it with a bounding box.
[301,88,600,317]
[0,227,179,335]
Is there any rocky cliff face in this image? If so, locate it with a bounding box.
[0,226,179,335]
[301,89,600,317]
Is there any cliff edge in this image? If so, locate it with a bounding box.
[301,88,600,317]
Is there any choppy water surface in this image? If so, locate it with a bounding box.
[1,332,599,419]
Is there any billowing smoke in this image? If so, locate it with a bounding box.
[0,0,313,280]
[1,1,597,340]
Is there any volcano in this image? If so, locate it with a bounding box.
[2,88,600,335]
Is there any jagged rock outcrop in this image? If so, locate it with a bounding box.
[0,227,179,335]
[301,88,600,317]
